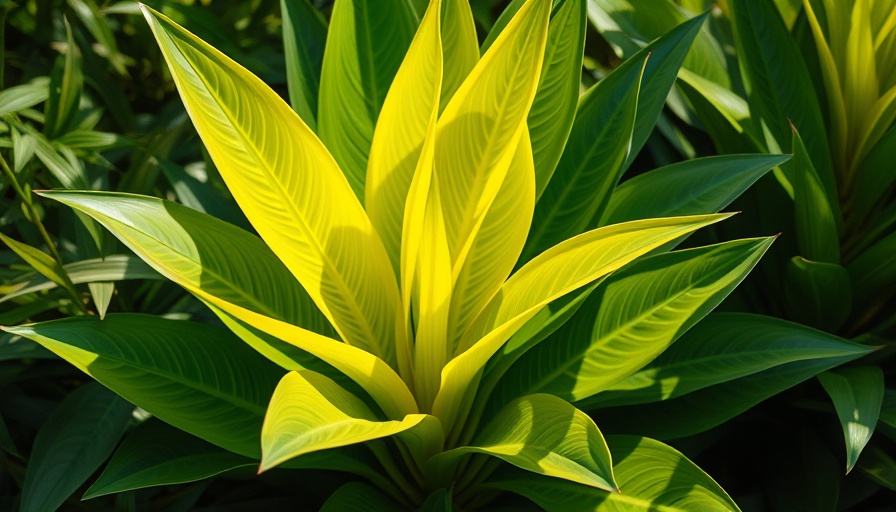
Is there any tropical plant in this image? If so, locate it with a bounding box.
[0,0,874,509]
[588,0,896,508]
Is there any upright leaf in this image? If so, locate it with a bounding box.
[44,20,82,139]
[280,0,328,130]
[439,0,479,108]
[317,0,418,198]
[818,367,885,473]
[142,7,403,366]
[20,383,133,512]
[790,127,840,263]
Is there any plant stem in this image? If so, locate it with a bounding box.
[368,440,423,506]
[0,152,86,313]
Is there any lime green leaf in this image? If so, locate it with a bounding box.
[320,482,402,511]
[142,6,402,365]
[20,383,133,512]
[529,0,587,196]
[431,394,617,492]
[84,420,255,499]
[87,281,113,319]
[784,257,851,332]
[435,0,550,267]
[260,370,430,472]
[44,20,82,139]
[583,313,875,409]
[488,436,740,511]
[439,0,479,108]
[11,127,37,173]
[791,127,840,264]
[0,233,81,306]
[732,0,837,203]
[317,0,418,198]
[4,315,281,458]
[281,0,327,130]
[435,213,730,435]
[843,0,879,161]
[677,69,761,153]
[366,0,444,273]
[818,366,885,473]
[491,238,772,410]
[0,255,159,304]
[602,155,787,225]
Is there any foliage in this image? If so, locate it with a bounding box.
[589,0,896,509]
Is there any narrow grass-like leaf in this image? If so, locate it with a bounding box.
[791,127,840,263]
[4,315,281,458]
[0,233,81,306]
[819,367,885,473]
[20,383,132,512]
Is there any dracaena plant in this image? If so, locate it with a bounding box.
[589,0,895,507]
[3,0,864,509]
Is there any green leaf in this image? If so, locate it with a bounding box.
[142,6,403,366]
[818,366,885,473]
[87,281,113,319]
[857,445,896,492]
[84,419,255,499]
[587,315,874,439]
[850,125,896,227]
[523,54,642,261]
[490,238,772,411]
[784,257,851,332]
[731,0,837,205]
[790,127,840,263]
[583,313,874,409]
[488,436,740,511]
[0,233,81,306]
[156,158,249,229]
[44,20,83,139]
[317,0,418,199]
[0,331,55,362]
[280,0,327,131]
[0,255,159,304]
[4,314,282,458]
[11,126,37,173]
[529,0,587,196]
[320,482,401,512]
[0,77,50,116]
[430,394,617,492]
[260,370,431,472]
[0,412,18,458]
[20,383,133,512]
[849,227,896,312]
[602,154,788,225]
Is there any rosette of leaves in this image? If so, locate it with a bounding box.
[1,0,870,509]
[589,0,895,508]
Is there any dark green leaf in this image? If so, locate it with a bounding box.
[818,367,885,473]
[784,257,851,332]
[281,0,328,131]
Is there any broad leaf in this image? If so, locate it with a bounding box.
[4,315,281,458]
[488,436,740,511]
[281,0,327,130]
[260,370,430,472]
[20,383,132,512]
[818,367,885,473]
[430,394,617,492]
[602,154,788,225]
[317,0,418,198]
[84,419,255,499]
[489,237,772,412]
[142,6,402,366]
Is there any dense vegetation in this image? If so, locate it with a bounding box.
[0,0,892,510]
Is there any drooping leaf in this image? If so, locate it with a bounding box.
[260,370,431,472]
[281,0,328,130]
[317,0,418,198]
[602,154,788,225]
[0,77,50,116]
[0,233,81,306]
[87,281,113,319]
[818,366,885,473]
[142,6,403,366]
[430,394,617,492]
[84,419,255,499]
[489,238,772,412]
[4,315,282,458]
[20,383,133,512]
[488,436,740,511]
